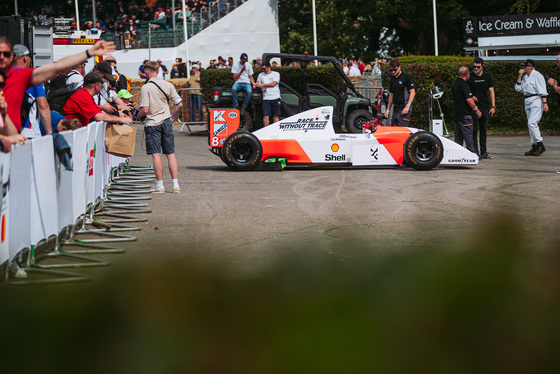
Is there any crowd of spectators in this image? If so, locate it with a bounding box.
[0,38,139,155]
[14,1,244,48]
[164,54,387,76]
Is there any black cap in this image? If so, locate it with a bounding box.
[521,59,536,67]
[83,72,104,85]
[94,60,116,83]
[240,53,248,62]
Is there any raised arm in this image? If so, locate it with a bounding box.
[31,41,115,86]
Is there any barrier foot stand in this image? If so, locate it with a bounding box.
[179,121,192,134]
[7,268,91,285]
[94,202,149,227]
[110,183,152,190]
[108,184,152,192]
[72,225,139,243]
[119,169,155,176]
[94,212,148,224]
[97,209,148,221]
[124,164,154,171]
[103,201,151,209]
[58,224,128,254]
[59,241,126,255]
[113,175,155,182]
[6,246,92,286]
[31,238,110,269]
[105,195,152,201]
[33,248,111,270]
[70,213,138,243]
[108,183,152,191]
[87,219,143,231]
[101,204,152,214]
[107,191,152,198]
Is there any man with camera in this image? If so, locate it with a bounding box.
[138,61,183,194]
[92,60,132,116]
[63,72,132,127]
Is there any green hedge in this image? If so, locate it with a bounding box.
[200,58,560,132]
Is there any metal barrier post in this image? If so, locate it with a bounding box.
[177,87,207,133]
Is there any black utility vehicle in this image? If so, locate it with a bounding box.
[209,53,376,132]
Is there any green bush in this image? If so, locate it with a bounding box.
[386,58,560,132]
[201,58,560,133]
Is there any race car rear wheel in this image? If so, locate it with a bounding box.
[222,131,262,171]
[346,109,373,133]
[403,131,443,171]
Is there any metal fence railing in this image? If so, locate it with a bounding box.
[352,74,383,102]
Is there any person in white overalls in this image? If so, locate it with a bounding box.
[514,59,549,156]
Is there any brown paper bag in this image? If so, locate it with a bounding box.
[105,124,137,157]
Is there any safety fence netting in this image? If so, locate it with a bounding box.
[0,121,154,286]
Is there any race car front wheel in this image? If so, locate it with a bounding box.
[222,131,262,171]
[403,131,443,171]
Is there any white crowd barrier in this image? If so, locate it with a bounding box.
[0,121,128,270]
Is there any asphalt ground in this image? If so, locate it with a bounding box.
[86,124,560,279]
[3,124,560,372]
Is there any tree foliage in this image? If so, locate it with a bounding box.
[278,0,557,58]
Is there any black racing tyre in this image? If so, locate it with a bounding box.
[221,131,262,171]
[220,129,249,164]
[346,109,373,133]
[403,131,443,171]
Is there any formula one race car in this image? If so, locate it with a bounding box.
[209,106,478,171]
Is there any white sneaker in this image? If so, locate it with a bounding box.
[172,186,181,194]
[151,185,165,193]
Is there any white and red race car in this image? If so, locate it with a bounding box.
[209,106,478,171]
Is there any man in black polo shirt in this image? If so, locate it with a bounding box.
[468,57,496,159]
[384,58,416,126]
[452,66,481,154]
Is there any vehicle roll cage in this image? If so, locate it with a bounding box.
[261,53,363,99]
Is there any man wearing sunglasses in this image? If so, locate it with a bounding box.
[0,35,115,133]
[384,59,416,126]
[256,62,281,127]
[468,57,496,159]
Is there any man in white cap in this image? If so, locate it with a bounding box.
[231,52,255,112]
[515,59,548,156]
